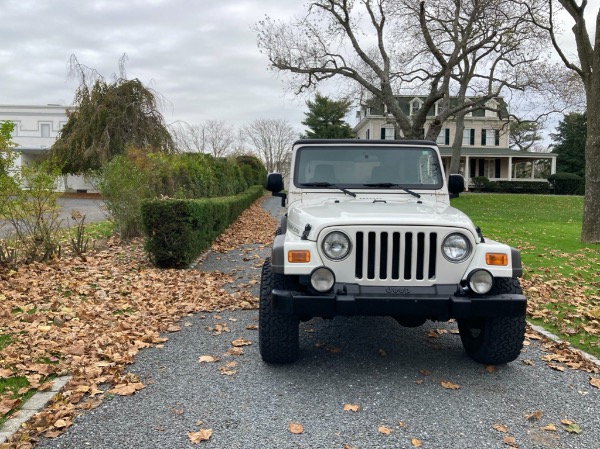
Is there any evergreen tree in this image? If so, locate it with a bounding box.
[302,93,355,139]
[550,113,586,177]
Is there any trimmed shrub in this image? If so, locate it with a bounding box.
[489,181,551,194]
[96,148,266,239]
[142,185,264,268]
[548,172,584,195]
[471,176,492,191]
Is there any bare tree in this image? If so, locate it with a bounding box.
[523,0,599,243]
[242,119,297,179]
[202,120,236,158]
[169,120,236,157]
[255,0,555,173]
[169,121,204,152]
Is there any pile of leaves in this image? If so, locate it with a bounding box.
[0,197,277,447]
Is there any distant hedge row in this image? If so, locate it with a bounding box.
[97,148,266,240]
[142,185,264,268]
[470,173,585,195]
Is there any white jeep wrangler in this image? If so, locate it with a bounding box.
[261,139,526,365]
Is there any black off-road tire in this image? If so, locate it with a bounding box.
[458,278,526,365]
[259,258,300,364]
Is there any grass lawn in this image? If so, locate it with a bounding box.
[451,193,600,359]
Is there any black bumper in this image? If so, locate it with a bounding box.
[271,284,526,320]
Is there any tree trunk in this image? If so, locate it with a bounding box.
[581,77,600,243]
[450,113,466,175]
[580,9,600,244]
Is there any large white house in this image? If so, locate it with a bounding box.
[0,104,95,192]
[353,96,557,188]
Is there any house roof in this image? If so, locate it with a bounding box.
[363,95,509,119]
[438,147,556,158]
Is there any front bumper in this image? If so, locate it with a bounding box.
[271,284,526,320]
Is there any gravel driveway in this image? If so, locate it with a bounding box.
[36,196,600,449]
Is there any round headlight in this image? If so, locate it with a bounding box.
[442,233,472,262]
[322,231,352,261]
[310,267,335,292]
[468,269,494,294]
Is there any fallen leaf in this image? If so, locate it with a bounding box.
[188,429,212,443]
[441,381,460,390]
[108,382,145,396]
[378,426,392,435]
[411,438,422,447]
[231,338,252,347]
[246,324,258,330]
[525,410,543,421]
[540,424,557,432]
[418,369,431,376]
[590,377,600,389]
[343,404,359,412]
[378,349,387,357]
[198,355,218,363]
[502,435,517,446]
[485,365,497,373]
[288,422,304,434]
[493,424,509,433]
[53,418,72,429]
[225,347,244,356]
[561,420,582,434]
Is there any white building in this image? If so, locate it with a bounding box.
[0,104,95,192]
[354,96,557,188]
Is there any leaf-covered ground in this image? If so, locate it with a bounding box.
[1,194,599,448]
[0,198,277,447]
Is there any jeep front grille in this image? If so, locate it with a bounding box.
[354,231,437,281]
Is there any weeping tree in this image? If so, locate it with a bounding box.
[50,55,175,173]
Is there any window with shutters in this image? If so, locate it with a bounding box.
[436,128,450,145]
[462,128,474,145]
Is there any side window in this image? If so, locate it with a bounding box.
[41,123,51,138]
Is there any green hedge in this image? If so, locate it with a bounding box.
[142,185,264,268]
[548,172,585,195]
[490,180,551,194]
[470,178,551,194]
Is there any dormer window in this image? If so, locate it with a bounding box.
[485,100,499,118]
[410,98,423,115]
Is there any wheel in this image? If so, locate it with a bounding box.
[458,278,526,364]
[259,258,300,363]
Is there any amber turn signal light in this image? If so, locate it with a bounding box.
[486,253,508,266]
[288,250,310,263]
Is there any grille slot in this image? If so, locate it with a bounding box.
[355,231,437,281]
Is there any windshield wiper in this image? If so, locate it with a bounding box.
[362,183,421,198]
[300,182,357,198]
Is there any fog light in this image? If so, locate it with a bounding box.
[310,267,335,292]
[467,269,493,294]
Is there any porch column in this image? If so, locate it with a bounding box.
[551,157,557,175]
[508,157,513,180]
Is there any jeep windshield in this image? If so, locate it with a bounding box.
[294,145,443,190]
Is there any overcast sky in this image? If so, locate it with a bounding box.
[1,1,597,140]
[1,0,313,132]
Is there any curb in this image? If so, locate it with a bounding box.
[528,321,600,368]
[0,375,71,444]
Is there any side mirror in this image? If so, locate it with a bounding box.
[265,173,287,207]
[266,173,283,193]
[448,174,465,194]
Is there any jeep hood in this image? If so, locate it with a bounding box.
[286,198,477,240]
